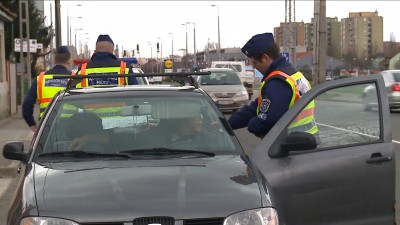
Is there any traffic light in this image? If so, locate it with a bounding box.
[157,42,160,53]
[132,50,135,56]
[136,44,140,54]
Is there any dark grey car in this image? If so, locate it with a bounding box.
[3,75,395,225]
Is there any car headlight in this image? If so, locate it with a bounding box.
[224,208,278,225]
[234,89,249,99]
[21,217,79,225]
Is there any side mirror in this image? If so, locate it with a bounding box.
[281,132,317,152]
[3,141,28,163]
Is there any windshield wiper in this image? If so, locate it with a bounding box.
[38,151,131,159]
[120,148,215,157]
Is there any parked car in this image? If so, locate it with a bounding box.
[362,71,400,111]
[3,74,395,225]
[197,68,249,112]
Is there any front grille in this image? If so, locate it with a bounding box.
[133,217,175,225]
[214,93,236,98]
[183,218,224,225]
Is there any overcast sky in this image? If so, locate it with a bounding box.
[43,1,400,58]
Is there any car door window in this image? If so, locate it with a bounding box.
[287,82,381,149]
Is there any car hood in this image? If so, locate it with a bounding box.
[200,84,244,94]
[33,155,263,222]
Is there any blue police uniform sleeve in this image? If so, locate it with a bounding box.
[247,79,292,137]
[127,67,138,85]
[22,79,38,127]
[227,100,258,129]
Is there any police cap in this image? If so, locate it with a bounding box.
[96,34,114,45]
[241,33,275,58]
[56,46,70,54]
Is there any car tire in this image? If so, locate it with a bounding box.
[362,96,372,111]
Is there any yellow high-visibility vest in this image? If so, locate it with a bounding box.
[258,70,318,135]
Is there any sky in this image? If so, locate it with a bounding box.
[42,0,400,58]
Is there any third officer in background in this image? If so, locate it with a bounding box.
[75,34,138,86]
[228,32,318,139]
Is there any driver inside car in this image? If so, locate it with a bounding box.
[66,112,106,152]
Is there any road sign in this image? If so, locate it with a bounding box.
[164,59,173,69]
[281,52,289,62]
[14,38,37,53]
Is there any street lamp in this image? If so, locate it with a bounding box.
[79,32,89,57]
[187,22,196,70]
[69,16,82,46]
[148,42,153,73]
[74,28,83,49]
[168,32,174,71]
[182,23,188,70]
[66,4,81,45]
[211,4,221,60]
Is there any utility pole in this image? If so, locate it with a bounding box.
[19,0,31,106]
[312,0,327,85]
[55,0,61,48]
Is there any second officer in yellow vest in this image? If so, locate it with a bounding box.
[22,46,74,132]
[228,32,318,139]
[74,34,138,122]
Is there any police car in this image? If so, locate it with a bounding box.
[3,74,395,225]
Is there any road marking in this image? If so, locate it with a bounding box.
[317,123,400,145]
[317,123,378,139]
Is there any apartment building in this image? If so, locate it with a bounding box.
[304,17,341,58]
[341,11,383,60]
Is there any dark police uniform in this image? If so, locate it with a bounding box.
[22,46,73,128]
[75,34,138,86]
[228,33,317,138]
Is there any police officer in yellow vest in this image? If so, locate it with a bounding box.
[228,33,318,139]
[74,34,138,121]
[22,46,74,132]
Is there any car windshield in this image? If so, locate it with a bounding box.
[200,71,242,85]
[35,93,241,161]
[214,64,242,72]
[393,72,400,82]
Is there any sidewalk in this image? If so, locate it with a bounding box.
[0,107,37,177]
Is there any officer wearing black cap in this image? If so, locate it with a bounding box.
[228,33,318,139]
[22,46,74,132]
[75,34,138,86]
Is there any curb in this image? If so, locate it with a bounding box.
[0,161,21,178]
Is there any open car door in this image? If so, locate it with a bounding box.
[250,75,395,225]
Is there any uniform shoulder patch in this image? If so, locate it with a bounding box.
[259,98,271,113]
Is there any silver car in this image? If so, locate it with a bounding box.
[197,68,249,111]
[363,70,400,111]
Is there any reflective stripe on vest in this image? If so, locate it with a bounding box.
[37,71,75,118]
[257,70,318,135]
[78,61,128,87]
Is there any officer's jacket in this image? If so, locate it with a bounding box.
[228,55,315,137]
[76,52,138,86]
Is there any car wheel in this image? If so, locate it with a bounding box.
[362,96,372,111]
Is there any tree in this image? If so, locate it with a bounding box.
[3,0,54,77]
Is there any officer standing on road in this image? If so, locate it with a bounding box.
[228,32,317,139]
[22,46,73,132]
[75,34,138,86]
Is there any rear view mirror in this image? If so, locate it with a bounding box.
[281,132,317,152]
[120,105,151,116]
